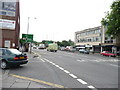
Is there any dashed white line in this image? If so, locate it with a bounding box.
[110,64,120,67]
[55,65,60,68]
[39,57,97,89]
[43,58,49,61]
[88,85,95,89]
[77,79,87,84]
[59,67,64,70]
[51,62,56,65]
[69,74,77,78]
[40,59,45,62]
[63,70,70,74]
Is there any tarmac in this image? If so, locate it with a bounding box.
[0,50,119,90]
[0,51,55,89]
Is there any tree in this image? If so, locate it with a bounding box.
[101,0,120,46]
[56,41,62,46]
[68,39,75,46]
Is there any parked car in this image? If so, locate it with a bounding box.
[79,49,90,54]
[33,45,37,49]
[60,47,66,51]
[39,44,46,49]
[69,46,76,52]
[100,51,117,57]
[0,48,28,69]
[117,51,120,56]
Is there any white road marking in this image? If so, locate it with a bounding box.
[69,74,77,78]
[77,79,87,84]
[77,59,85,62]
[43,58,50,62]
[55,65,60,68]
[59,67,64,70]
[63,70,70,74]
[110,64,120,67]
[88,85,95,89]
[40,59,45,62]
[51,62,56,65]
[33,51,100,89]
[48,61,52,63]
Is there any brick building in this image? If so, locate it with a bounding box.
[0,0,20,48]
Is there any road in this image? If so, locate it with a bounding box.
[8,49,120,89]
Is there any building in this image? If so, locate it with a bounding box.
[101,25,117,53]
[75,26,102,53]
[0,0,20,49]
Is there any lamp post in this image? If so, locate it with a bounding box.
[27,17,37,53]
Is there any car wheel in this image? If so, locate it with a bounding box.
[1,61,8,69]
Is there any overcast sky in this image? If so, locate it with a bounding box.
[20,0,114,42]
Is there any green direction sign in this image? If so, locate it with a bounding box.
[22,34,33,43]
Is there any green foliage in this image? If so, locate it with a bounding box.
[57,40,74,47]
[101,0,120,38]
[42,40,53,44]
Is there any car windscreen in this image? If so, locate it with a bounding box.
[8,49,22,55]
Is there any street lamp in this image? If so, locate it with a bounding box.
[27,17,37,53]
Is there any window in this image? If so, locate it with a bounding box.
[6,50,12,55]
[8,49,21,55]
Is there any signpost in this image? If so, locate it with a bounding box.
[22,34,33,53]
[22,34,33,43]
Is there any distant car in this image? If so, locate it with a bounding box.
[39,44,46,49]
[0,48,28,69]
[79,49,89,54]
[60,47,66,51]
[69,47,76,52]
[100,51,117,57]
[117,51,120,56]
[33,46,37,49]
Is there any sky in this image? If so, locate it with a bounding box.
[20,0,115,42]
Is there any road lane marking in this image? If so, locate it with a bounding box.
[51,62,56,65]
[40,59,45,62]
[59,67,64,70]
[43,58,49,61]
[77,79,87,84]
[69,74,77,78]
[110,64,120,67]
[55,65,59,67]
[36,57,97,89]
[63,70,70,74]
[88,85,95,89]
[10,74,64,88]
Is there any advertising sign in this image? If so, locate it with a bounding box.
[0,19,16,30]
[0,2,16,16]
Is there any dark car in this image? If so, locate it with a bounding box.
[0,48,28,69]
[79,49,90,54]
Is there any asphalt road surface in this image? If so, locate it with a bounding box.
[8,49,120,89]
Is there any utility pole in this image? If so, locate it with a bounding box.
[27,17,37,54]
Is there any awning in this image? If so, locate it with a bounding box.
[76,47,85,49]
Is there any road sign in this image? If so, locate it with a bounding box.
[22,34,33,43]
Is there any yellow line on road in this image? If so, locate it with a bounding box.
[10,74,64,88]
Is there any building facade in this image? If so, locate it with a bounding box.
[0,0,20,49]
[101,25,117,53]
[75,26,101,53]
[75,25,118,53]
